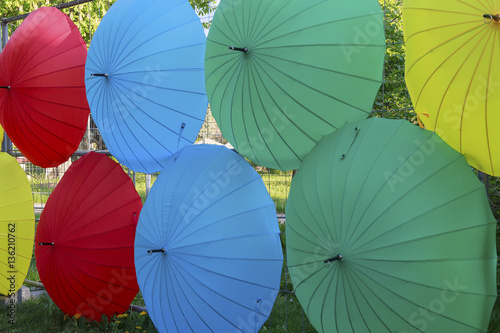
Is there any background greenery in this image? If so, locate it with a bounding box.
[1,0,499,332]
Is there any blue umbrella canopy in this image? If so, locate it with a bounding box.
[134,144,283,333]
[85,0,208,174]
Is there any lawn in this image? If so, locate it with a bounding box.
[1,223,315,333]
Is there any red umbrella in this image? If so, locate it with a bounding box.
[0,7,90,168]
[35,152,142,321]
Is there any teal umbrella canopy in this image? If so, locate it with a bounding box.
[134,144,283,333]
[205,0,386,170]
[286,118,496,333]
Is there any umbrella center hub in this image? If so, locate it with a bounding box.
[324,254,344,265]
[484,14,500,23]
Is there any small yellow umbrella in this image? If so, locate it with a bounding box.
[404,1,500,175]
[0,152,34,295]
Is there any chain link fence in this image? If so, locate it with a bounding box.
[2,0,497,332]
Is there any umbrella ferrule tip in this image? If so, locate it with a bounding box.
[324,254,344,265]
[90,73,108,78]
[229,46,248,53]
[484,14,500,23]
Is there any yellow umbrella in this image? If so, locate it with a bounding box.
[0,152,34,295]
[403,1,500,175]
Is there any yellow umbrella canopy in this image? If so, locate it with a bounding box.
[0,152,34,295]
[403,1,500,175]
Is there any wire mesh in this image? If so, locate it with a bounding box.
[5,1,493,333]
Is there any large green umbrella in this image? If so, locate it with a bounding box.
[205,0,385,170]
[286,118,497,333]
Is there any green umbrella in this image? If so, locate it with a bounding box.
[205,0,385,170]
[286,118,496,333]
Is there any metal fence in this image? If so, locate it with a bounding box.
[5,1,489,333]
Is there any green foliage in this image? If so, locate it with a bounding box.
[373,0,415,121]
[0,0,217,46]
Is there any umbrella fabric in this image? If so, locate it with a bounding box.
[205,0,385,171]
[404,1,500,176]
[135,144,283,333]
[0,7,90,168]
[85,0,208,174]
[286,118,496,333]
[35,152,141,321]
[0,153,34,296]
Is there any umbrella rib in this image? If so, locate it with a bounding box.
[406,21,484,75]
[285,218,332,255]
[343,120,390,240]
[350,198,495,257]
[6,98,56,166]
[433,27,490,133]
[419,26,489,126]
[349,260,494,331]
[169,159,254,242]
[61,246,137,270]
[343,268,375,332]
[166,259,188,332]
[252,0,318,43]
[483,28,496,173]
[112,42,206,75]
[13,85,89,115]
[112,75,206,96]
[113,77,203,123]
[64,258,132,313]
[174,254,273,317]
[218,58,245,147]
[108,83,161,170]
[172,258,249,332]
[254,56,365,122]
[99,83,140,169]
[51,253,78,315]
[58,196,139,241]
[251,62,318,144]
[344,267,400,332]
[457,0,490,13]
[171,204,276,247]
[14,44,86,85]
[351,258,496,298]
[338,125,367,244]
[12,95,80,155]
[257,12,384,49]
[347,265,426,332]
[109,0,186,70]
[212,3,246,48]
[250,60,324,142]
[56,160,115,235]
[106,0,155,71]
[168,149,242,236]
[256,51,383,83]
[9,12,69,80]
[344,133,457,249]
[168,260,209,332]
[249,59,316,165]
[172,232,282,254]
[0,161,27,183]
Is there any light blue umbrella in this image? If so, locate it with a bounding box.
[85,0,208,173]
[134,144,283,333]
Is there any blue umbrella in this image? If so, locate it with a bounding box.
[85,0,208,173]
[134,144,283,333]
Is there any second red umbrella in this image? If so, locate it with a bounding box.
[0,7,90,168]
[35,152,142,321]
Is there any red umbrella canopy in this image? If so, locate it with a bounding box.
[35,152,142,321]
[0,7,90,168]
